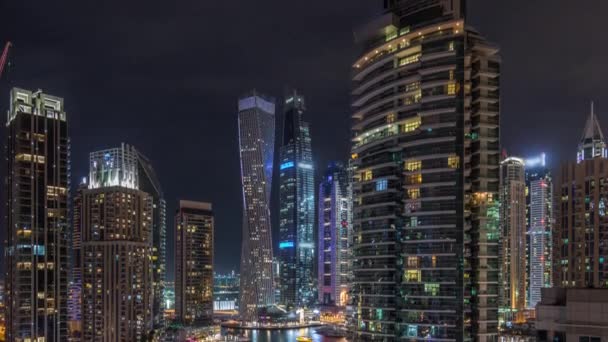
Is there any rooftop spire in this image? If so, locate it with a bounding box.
[577,101,607,163]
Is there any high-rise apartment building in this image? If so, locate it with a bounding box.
[175,201,214,326]
[76,146,154,341]
[554,106,608,288]
[86,143,167,328]
[318,162,351,306]
[5,88,69,341]
[237,91,276,321]
[278,90,316,308]
[350,1,501,339]
[499,157,527,321]
[525,153,552,309]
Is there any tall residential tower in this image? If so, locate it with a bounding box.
[278,90,316,308]
[76,145,155,340]
[499,157,527,321]
[554,105,608,288]
[237,92,276,321]
[350,0,501,339]
[175,201,214,326]
[318,162,351,306]
[525,153,552,309]
[5,88,69,341]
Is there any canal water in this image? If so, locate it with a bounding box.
[222,328,348,342]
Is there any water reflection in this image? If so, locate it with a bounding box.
[222,328,347,342]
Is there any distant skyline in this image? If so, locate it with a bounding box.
[1,0,607,277]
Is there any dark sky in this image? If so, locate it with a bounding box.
[0,1,607,279]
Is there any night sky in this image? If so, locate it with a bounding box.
[0,1,606,279]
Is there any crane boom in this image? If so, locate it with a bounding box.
[0,41,12,78]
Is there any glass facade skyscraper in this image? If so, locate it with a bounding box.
[278,90,316,308]
[318,162,351,306]
[5,88,69,341]
[499,157,527,322]
[238,91,276,321]
[524,153,552,309]
[350,0,501,340]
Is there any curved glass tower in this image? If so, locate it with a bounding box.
[278,90,316,308]
[350,1,500,340]
[238,91,276,322]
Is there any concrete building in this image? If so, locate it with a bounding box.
[554,105,608,288]
[500,157,527,321]
[175,201,214,326]
[237,91,276,321]
[5,88,69,341]
[350,0,501,339]
[536,288,608,341]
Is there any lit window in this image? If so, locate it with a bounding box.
[449,70,455,80]
[425,283,440,296]
[407,257,418,267]
[448,155,460,169]
[405,270,421,282]
[408,188,420,199]
[399,53,421,66]
[404,90,422,105]
[401,116,421,132]
[405,82,419,92]
[448,41,455,51]
[363,170,373,181]
[410,217,418,227]
[447,82,457,95]
[376,179,388,191]
[405,160,421,172]
[409,173,422,184]
[386,113,396,124]
[351,153,358,160]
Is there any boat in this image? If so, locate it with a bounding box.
[296,337,313,342]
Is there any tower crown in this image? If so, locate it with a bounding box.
[577,102,607,163]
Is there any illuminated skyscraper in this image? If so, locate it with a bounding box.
[350,1,501,339]
[76,145,154,341]
[5,88,69,341]
[318,162,351,306]
[237,91,276,321]
[524,153,552,309]
[175,201,214,326]
[554,105,608,288]
[499,157,527,321]
[278,90,316,308]
[87,143,167,328]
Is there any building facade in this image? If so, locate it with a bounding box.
[87,143,167,329]
[175,201,214,326]
[536,288,608,341]
[278,90,316,308]
[237,92,276,321]
[554,108,608,288]
[499,157,527,321]
[525,153,552,309]
[214,271,240,311]
[350,0,501,340]
[318,162,351,306]
[5,88,69,341]
[76,146,156,341]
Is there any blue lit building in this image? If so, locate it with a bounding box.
[317,162,351,306]
[237,91,276,321]
[278,90,316,308]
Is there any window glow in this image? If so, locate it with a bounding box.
[279,241,294,249]
[376,179,388,191]
[280,161,294,170]
[363,170,373,181]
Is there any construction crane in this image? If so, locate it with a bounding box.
[0,41,12,79]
